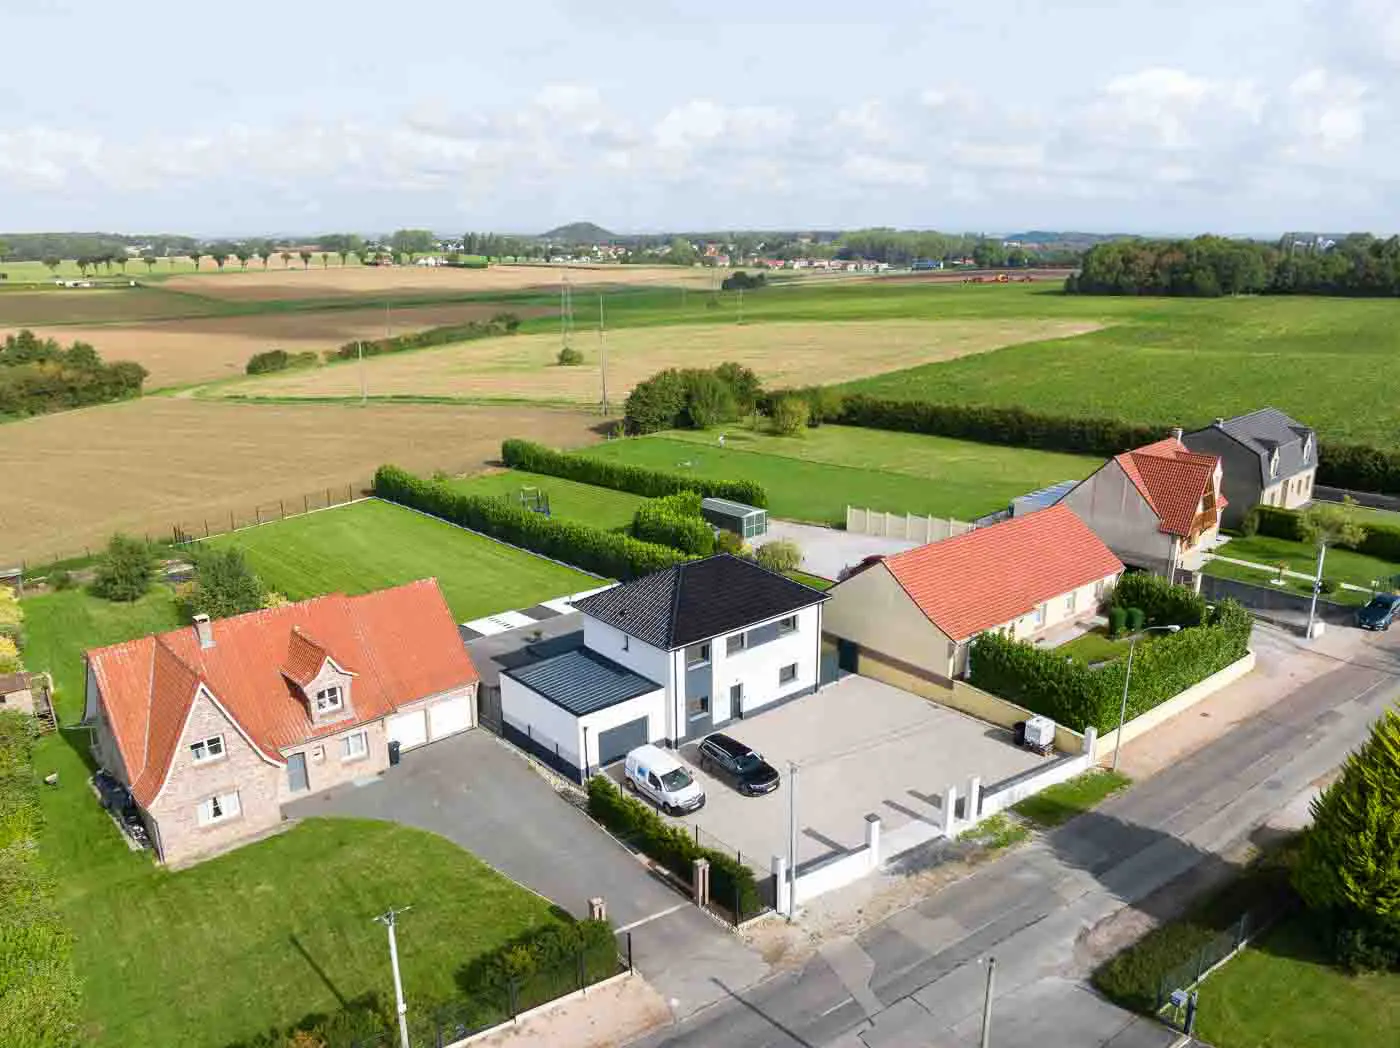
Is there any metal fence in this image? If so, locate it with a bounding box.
[1153,899,1297,1014]
[687,824,775,924]
[344,936,630,1048]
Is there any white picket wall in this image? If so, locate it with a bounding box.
[846,507,973,544]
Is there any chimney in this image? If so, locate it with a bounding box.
[1170,426,1183,441]
[193,613,214,649]
[1214,417,1225,427]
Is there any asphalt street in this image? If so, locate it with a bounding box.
[635,625,1400,1048]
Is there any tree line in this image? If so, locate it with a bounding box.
[1068,234,1400,296]
[0,330,147,419]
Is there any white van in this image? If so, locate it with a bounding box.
[623,744,706,815]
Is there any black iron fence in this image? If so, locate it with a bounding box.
[1153,899,1297,1014]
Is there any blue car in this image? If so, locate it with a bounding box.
[1356,594,1400,631]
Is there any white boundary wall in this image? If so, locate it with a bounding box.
[846,507,974,544]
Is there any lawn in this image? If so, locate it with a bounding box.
[447,468,645,530]
[1196,914,1400,1048]
[21,588,574,1047]
[581,427,1097,524]
[208,498,598,619]
[1203,556,1370,607]
[1211,534,1400,595]
[1011,769,1131,828]
[1056,627,1153,665]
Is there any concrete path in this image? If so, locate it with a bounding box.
[762,519,919,581]
[632,623,1400,1047]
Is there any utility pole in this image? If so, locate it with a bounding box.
[384,301,391,341]
[1306,542,1328,639]
[980,956,996,1048]
[737,287,745,325]
[598,292,609,416]
[374,906,413,1048]
[787,761,798,920]
[358,340,366,406]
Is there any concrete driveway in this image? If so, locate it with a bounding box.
[286,729,769,1017]
[761,520,919,581]
[639,676,1046,874]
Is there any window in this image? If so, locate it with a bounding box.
[777,615,797,636]
[196,791,241,827]
[687,694,710,721]
[1032,603,1047,628]
[1065,591,1077,614]
[726,633,746,656]
[1269,449,1280,478]
[1303,435,1313,462]
[314,686,343,714]
[190,735,225,763]
[686,642,711,668]
[779,663,798,685]
[340,731,368,761]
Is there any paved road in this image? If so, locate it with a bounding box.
[636,626,1400,1047]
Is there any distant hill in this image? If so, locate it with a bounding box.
[541,221,616,243]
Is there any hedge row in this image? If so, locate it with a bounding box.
[1112,572,1209,628]
[1252,504,1400,563]
[0,712,81,1047]
[968,596,1253,732]
[501,438,767,507]
[812,392,1400,497]
[326,314,520,362]
[372,465,686,579]
[587,776,763,919]
[633,492,715,556]
[245,348,319,375]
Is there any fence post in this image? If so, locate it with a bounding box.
[304,494,309,514]
[229,510,234,531]
[280,499,285,519]
[203,518,209,538]
[508,977,519,1020]
[327,486,332,506]
[577,946,586,993]
[1237,911,1248,949]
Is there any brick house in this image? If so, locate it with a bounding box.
[84,579,478,865]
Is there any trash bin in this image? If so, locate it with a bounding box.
[388,740,401,767]
[1013,721,1027,747]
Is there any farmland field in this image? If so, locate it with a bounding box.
[0,398,602,565]
[579,427,1098,523]
[0,285,230,326]
[15,300,551,388]
[211,317,1101,404]
[209,498,597,618]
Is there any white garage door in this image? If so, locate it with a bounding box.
[429,695,472,740]
[387,710,428,750]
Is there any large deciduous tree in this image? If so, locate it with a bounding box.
[91,534,156,602]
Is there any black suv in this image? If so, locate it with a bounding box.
[697,733,780,796]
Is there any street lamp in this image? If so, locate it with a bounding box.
[374,905,413,1048]
[1112,624,1181,773]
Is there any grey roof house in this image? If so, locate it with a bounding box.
[1182,408,1317,527]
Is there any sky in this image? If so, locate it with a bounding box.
[2,0,1397,237]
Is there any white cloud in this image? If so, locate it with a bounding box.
[842,153,927,187]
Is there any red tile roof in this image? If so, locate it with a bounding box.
[87,580,477,806]
[880,505,1123,642]
[1115,437,1222,536]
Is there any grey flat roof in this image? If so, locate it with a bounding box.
[701,497,765,517]
[502,647,661,717]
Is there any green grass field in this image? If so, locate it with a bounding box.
[447,469,645,530]
[583,426,1098,524]
[20,588,568,1047]
[1196,915,1400,1048]
[207,499,597,618]
[1209,534,1400,596]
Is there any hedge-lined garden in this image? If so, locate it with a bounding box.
[586,776,763,920]
[501,438,767,506]
[0,712,81,1048]
[969,589,1253,733]
[632,491,715,556]
[1249,503,1400,563]
[372,465,686,580]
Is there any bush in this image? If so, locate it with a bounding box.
[0,329,147,420]
[622,369,687,434]
[0,636,19,673]
[969,599,1252,732]
[91,534,155,602]
[1107,606,1127,638]
[180,547,268,620]
[755,539,802,574]
[715,530,749,557]
[770,396,810,436]
[1253,505,1308,542]
[374,465,687,579]
[457,919,617,1007]
[556,346,584,366]
[1319,577,1340,595]
[1113,573,1208,627]
[720,270,766,291]
[1125,607,1145,632]
[714,362,761,415]
[683,371,739,429]
[324,315,519,363]
[586,776,761,919]
[1239,506,1261,537]
[501,438,767,506]
[624,364,761,434]
[633,493,715,556]
[246,349,290,375]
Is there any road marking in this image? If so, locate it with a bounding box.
[615,902,689,933]
[819,995,854,1017]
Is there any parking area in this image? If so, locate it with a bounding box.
[616,674,1047,873]
[762,519,919,580]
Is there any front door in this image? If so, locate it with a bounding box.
[287,752,309,794]
[836,638,859,673]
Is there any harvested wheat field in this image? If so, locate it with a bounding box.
[14,301,548,389]
[221,318,1101,405]
[164,263,724,302]
[0,399,602,563]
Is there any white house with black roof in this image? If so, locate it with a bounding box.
[1182,408,1317,528]
[496,555,829,779]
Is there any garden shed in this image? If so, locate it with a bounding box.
[701,497,768,539]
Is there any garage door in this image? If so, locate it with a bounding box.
[387,710,428,751]
[429,695,472,740]
[595,717,649,767]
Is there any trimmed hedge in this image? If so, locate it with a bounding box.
[0,712,81,1047]
[633,492,715,556]
[587,776,762,919]
[457,918,617,1011]
[1253,503,1400,562]
[373,465,686,579]
[501,438,767,507]
[969,595,1253,732]
[1113,572,1208,627]
[324,314,519,362]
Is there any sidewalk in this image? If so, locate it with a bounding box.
[470,974,671,1048]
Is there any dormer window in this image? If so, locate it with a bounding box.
[1303,435,1313,462]
[314,686,343,714]
[1269,449,1280,478]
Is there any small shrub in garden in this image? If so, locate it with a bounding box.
[1125,607,1145,632]
[755,539,802,574]
[91,533,155,602]
[1107,606,1127,637]
[49,570,73,591]
[1240,507,1260,537]
[1319,577,1339,595]
[715,530,749,557]
[770,396,810,436]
